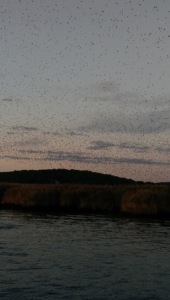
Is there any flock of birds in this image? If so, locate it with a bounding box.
[0,0,170,182]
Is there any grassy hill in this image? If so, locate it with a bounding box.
[0,169,139,185]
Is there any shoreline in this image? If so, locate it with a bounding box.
[1,205,170,220]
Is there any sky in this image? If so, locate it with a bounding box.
[0,0,170,182]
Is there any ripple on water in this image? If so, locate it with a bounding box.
[0,210,170,300]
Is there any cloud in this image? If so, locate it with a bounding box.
[51,131,61,136]
[41,151,170,166]
[78,84,170,134]
[1,147,169,166]
[46,151,90,163]
[93,91,140,102]
[92,80,119,93]
[88,140,149,152]
[156,146,170,153]
[112,157,168,166]
[12,126,38,131]
[1,98,22,103]
[16,137,44,147]
[7,132,16,135]
[118,142,149,152]
[65,130,84,136]
[88,140,115,150]
[19,150,45,154]
[0,155,30,160]
[79,108,170,134]
[2,98,13,102]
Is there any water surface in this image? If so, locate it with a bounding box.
[0,210,170,299]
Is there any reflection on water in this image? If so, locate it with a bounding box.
[0,209,170,300]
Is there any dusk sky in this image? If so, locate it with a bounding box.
[0,0,170,182]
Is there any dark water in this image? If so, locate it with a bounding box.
[0,210,170,300]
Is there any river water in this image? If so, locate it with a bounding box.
[0,209,170,300]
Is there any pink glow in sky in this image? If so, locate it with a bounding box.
[0,0,170,182]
